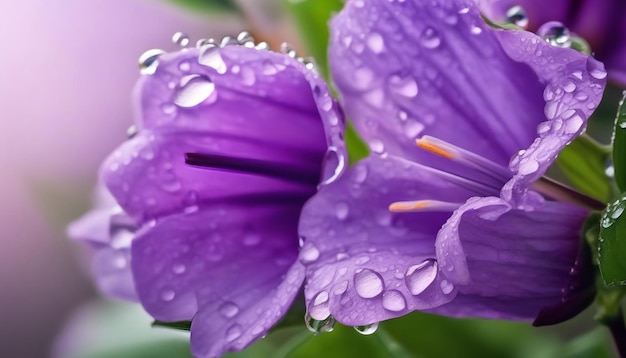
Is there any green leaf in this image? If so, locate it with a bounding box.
[152,320,191,331]
[598,194,626,286]
[164,0,239,14]
[612,92,626,192]
[283,0,343,80]
[556,135,611,202]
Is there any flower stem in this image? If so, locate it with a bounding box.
[606,308,626,358]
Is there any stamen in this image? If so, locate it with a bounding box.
[185,153,319,186]
[416,136,511,183]
[389,200,462,213]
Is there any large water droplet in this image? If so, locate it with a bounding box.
[420,27,441,49]
[309,291,331,320]
[172,32,190,47]
[198,45,227,74]
[505,6,528,29]
[382,290,407,312]
[305,312,336,334]
[138,49,165,75]
[354,322,379,335]
[174,75,216,108]
[319,147,345,187]
[354,269,384,298]
[220,302,240,318]
[405,259,437,295]
[538,21,571,48]
[440,279,454,294]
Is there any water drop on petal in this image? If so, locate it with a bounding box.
[538,21,571,48]
[198,45,227,74]
[138,49,165,75]
[220,302,240,318]
[382,290,407,312]
[174,75,216,108]
[354,322,379,335]
[172,31,190,47]
[405,259,437,296]
[354,269,384,298]
[505,6,528,29]
[420,27,441,49]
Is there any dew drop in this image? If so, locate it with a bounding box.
[226,324,242,342]
[382,290,407,312]
[174,75,216,108]
[354,322,379,335]
[405,259,437,296]
[420,27,441,49]
[440,279,454,294]
[138,49,165,75]
[172,32,190,47]
[354,269,384,298]
[126,125,138,139]
[160,289,175,302]
[198,45,227,74]
[505,5,528,29]
[335,202,349,220]
[309,291,331,320]
[388,75,418,98]
[538,21,571,48]
[305,312,336,334]
[300,243,320,263]
[366,32,385,54]
[404,121,425,138]
[369,139,385,154]
[172,263,186,274]
[220,302,240,318]
[319,147,345,186]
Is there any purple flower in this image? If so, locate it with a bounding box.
[476,0,626,84]
[89,43,344,357]
[298,0,606,327]
[67,185,138,301]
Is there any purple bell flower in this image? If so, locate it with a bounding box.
[298,0,606,328]
[78,40,344,357]
[476,0,626,84]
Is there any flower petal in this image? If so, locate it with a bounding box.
[434,196,590,321]
[299,155,477,325]
[497,30,606,202]
[329,0,547,167]
[91,246,137,301]
[131,202,304,356]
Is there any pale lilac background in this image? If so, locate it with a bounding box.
[0,1,241,356]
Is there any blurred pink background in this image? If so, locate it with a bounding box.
[0,1,241,356]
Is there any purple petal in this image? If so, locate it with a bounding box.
[497,30,606,203]
[91,246,137,301]
[329,0,605,188]
[329,0,545,167]
[433,196,590,321]
[299,155,477,325]
[476,0,626,85]
[131,204,304,356]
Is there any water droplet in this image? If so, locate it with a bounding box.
[172,264,186,274]
[388,75,418,98]
[198,45,227,74]
[354,322,379,335]
[354,269,384,298]
[237,31,254,45]
[305,312,336,334]
[126,125,138,139]
[300,243,320,263]
[440,279,454,294]
[382,290,407,312]
[220,302,240,318]
[174,75,216,108]
[160,289,175,302]
[309,291,330,320]
[538,21,571,48]
[172,32,189,47]
[226,324,242,342]
[335,202,349,220]
[420,27,441,49]
[405,259,437,296]
[366,32,385,54]
[404,121,425,138]
[138,49,165,75]
[319,147,345,186]
[505,6,528,29]
[470,25,482,35]
[369,139,385,154]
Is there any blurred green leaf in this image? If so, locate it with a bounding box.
[82,340,193,358]
[556,329,613,358]
[153,320,191,331]
[598,194,626,286]
[556,135,610,202]
[283,0,343,80]
[611,92,626,192]
[165,0,239,14]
